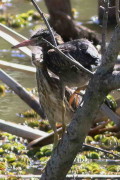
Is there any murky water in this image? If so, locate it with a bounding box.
[0,0,104,123]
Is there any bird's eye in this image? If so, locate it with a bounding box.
[71,65,79,72]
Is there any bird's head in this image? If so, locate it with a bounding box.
[12,29,63,49]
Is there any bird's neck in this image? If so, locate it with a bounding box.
[40,42,51,51]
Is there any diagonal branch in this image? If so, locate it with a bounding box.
[101,103,120,126]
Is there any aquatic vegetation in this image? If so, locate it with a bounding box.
[19,109,37,118]
[107,165,120,172]
[85,136,94,143]
[18,155,30,164]
[71,164,87,174]
[0,148,4,155]
[0,132,16,141]
[25,119,40,128]
[5,153,17,163]
[2,142,26,154]
[71,163,105,174]
[100,136,118,150]
[104,94,117,111]
[71,8,79,19]
[0,129,120,176]
[75,154,87,163]
[39,120,51,132]
[0,84,7,97]
[0,161,7,172]
[35,145,53,158]
[27,147,40,158]
[12,161,28,169]
[116,139,120,151]
[39,156,50,166]
[86,151,100,159]
[0,10,42,28]
[25,119,51,132]
[94,134,105,141]
[0,85,6,93]
[12,142,26,154]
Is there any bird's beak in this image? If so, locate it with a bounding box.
[12,39,36,49]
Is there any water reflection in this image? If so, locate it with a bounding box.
[0,69,37,123]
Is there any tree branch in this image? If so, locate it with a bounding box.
[103,70,120,91]
[41,25,120,180]
[101,25,120,67]
[101,103,120,127]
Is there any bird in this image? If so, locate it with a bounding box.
[12,29,100,144]
[12,29,100,90]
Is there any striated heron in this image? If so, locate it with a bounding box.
[12,29,100,143]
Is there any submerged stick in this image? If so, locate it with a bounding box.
[0,119,48,140]
[0,24,31,57]
[0,69,45,118]
[0,60,36,73]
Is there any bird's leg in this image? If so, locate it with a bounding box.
[50,121,59,148]
[41,66,59,147]
[53,127,59,148]
[61,84,66,134]
[62,99,66,133]
[69,85,87,107]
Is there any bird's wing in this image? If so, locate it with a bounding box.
[77,39,100,59]
[47,42,77,68]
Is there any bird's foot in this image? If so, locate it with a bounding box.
[69,86,87,107]
[61,99,66,135]
[62,123,66,136]
[53,132,59,148]
[69,92,79,108]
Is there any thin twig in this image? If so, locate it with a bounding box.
[83,143,120,159]
[31,0,74,61]
[31,0,57,47]
[42,38,93,77]
[108,6,116,9]
[115,0,120,26]
[101,0,109,57]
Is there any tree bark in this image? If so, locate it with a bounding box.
[44,0,100,45]
[98,0,120,24]
[40,25,120,180]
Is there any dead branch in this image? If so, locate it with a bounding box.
[0,69,45,118]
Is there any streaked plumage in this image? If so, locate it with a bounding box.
[30,29,100,88]
[12,29,101,144]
